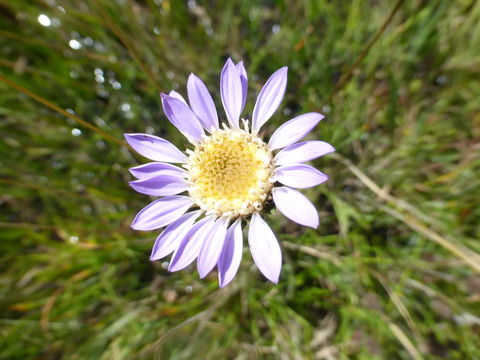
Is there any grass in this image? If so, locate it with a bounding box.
[1,0,480,359]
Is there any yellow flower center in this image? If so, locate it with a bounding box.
[186,127,274,218]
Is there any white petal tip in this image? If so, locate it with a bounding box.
[297,217,319,229]
[218,277,231,288]
[198,268,209,279]
[324,143,336,153]
[130,223,150,231]
[265,274,279,284]
[219,275,234,288]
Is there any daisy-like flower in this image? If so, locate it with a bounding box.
[125,58,334,287]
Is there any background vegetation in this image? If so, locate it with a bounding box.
[1,0,479,359]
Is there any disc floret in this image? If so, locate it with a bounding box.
[185,125,274,218]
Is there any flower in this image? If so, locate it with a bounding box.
[125,58,334,287]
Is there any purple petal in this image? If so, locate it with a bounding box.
[268,112,324,150]
[131,195,193,231]
[272,187,319,228]
[218,219,243,288]
[220,58,243,129]
[129,174,188,196]
[236,61,248,113]
[168,90,188,105]
[274,141,335,166]
[274,164,328,188]
[150,210,201,261]
[160,93,205,143]
[124,133,187,163]
[252,67,288,134]
[248,213,282,283]
[197,218,229,278]
[187,73,219,131]
[169,216,216,272]
[129,162,186,180]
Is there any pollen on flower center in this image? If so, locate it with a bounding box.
[185,127,274,218]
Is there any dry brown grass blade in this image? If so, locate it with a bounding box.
[91,0,162,91]
[382,206,480,274]
[388,321,424,360]
[333,0,406,94]
[0,30,112,63]
[371,271,422,341]
[0,74,125,147]
[333,153,480,275]
[0,178,84,196]
[283,241,343,266]
[138,284,240,357]
[0,222,57,230]
[40,287,64,333]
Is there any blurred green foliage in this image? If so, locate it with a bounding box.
[1,0,480,359]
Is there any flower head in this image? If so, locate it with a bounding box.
[125,58,334,287]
